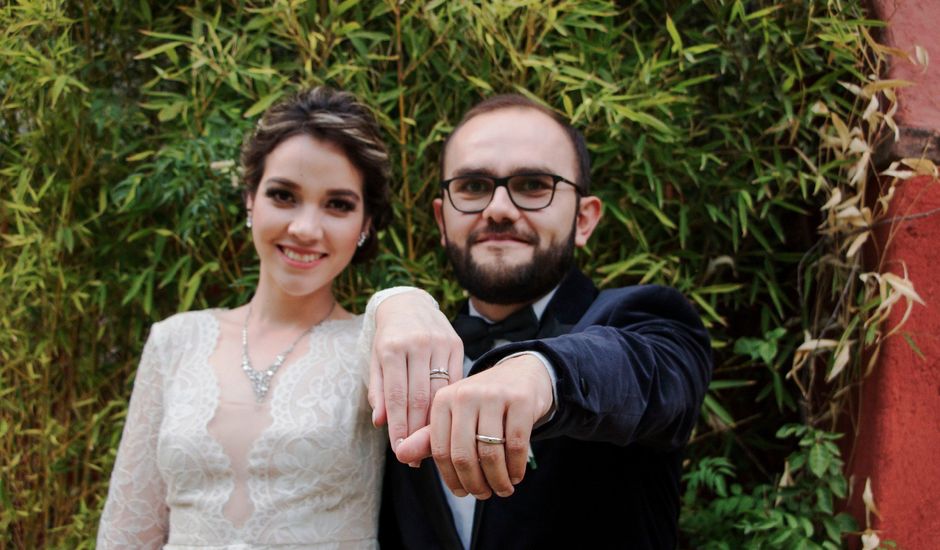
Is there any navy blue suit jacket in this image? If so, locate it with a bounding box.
[379,270,712,549]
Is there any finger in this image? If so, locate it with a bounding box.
[429,394,466,497]
[381,348,409,452]
[476,406,513,497]
[450,396,490,499]
[396,425,432,463]
[504,398,534,486]
[428,344,456,406]
[368,348,386,428]
[448,340,465,384]
[406,347,433,437]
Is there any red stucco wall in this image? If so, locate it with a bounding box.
[872,0,940,129]
[848,175,940,547]
[848,2,940,547]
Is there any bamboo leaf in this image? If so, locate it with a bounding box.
[665,14,682,53]
[243,90,283,118]
[134,41,184,60]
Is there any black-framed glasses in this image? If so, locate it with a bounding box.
[440,173,582,213]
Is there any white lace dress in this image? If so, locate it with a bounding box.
[97,290,417,549]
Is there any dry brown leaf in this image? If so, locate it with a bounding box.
[830,112,850,150]
[794,146,819,175]
[839,192,862,209]
[774,460,793,507]
[796,338,838,352]
[865,345,881,376]
[883,272,926,305]
[861,531,881,550]
[887,299,916,339]
[821,188,842,210]
[862,95,879,124]
[846,231,869,258]
[838,81,864,97]
[836,205,862,219]
[862,78,914,96]
[821,133,845,153]
[884,115,900,142]
[915,45,929,69]
[884,90,900,141]
[811,101,829,115]
[848,137,870,154]
[704,255,735,278]
[880,161,915,180]
[209,159,235,171]
[877,184,897,211]
[827,341,853,382]
[863,477,881,520]
[849,150,871,186]
[864,30,913,63]
[901,157,939,177]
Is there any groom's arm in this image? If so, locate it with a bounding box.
[397,285,712,499]
[480,285,713,449]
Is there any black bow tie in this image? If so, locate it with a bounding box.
[453,307,540,360]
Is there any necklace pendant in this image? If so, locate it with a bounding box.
[252,375,270,402]
[240,301,336,403]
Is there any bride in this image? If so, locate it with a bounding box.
[97,86,459,548]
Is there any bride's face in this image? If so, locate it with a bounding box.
[246,134,368,299]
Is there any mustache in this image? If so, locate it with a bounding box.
[467,221,538,245]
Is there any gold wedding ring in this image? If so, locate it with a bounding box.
[475,434,505,445]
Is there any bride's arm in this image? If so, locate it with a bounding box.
[361,288,463,455]
[97,323,170,549]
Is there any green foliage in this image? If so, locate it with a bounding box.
[682,426,858,549]
[1,0,900,547]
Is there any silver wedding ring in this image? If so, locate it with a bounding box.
[475,434,505,445]
[429,369,450,380]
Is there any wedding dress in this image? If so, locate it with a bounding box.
[97,290,413,549]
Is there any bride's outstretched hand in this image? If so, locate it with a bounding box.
[368,290,464,454]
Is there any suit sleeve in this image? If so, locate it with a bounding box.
[475,285,712,450]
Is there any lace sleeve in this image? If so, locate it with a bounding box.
[357,287,439,383]
[97,322,170,549]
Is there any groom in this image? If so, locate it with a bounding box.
[375,94,712,549]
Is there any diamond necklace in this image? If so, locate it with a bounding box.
[240,300,336,402]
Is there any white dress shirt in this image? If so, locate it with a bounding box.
[441,289,560,549]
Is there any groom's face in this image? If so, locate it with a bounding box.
[433,107,586,305]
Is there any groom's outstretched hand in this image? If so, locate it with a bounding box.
[369,291,464,454]
[396,355,553,500]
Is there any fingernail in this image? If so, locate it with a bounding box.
[408,461,420,468]
[510,477,521,485]
[394,438,403,451]
[496,489,513,498]
[454,489,468,498]
[371,409,378,427]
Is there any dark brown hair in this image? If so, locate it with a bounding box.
[441,94,591,193]
[241,86,390,263]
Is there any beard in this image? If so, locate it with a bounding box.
[445,220,576,305]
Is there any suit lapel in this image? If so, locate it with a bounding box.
[540,268,598,327]
[413,462,464,550]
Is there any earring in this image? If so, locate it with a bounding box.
[246,213,252,229]
[357,231,368,247]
